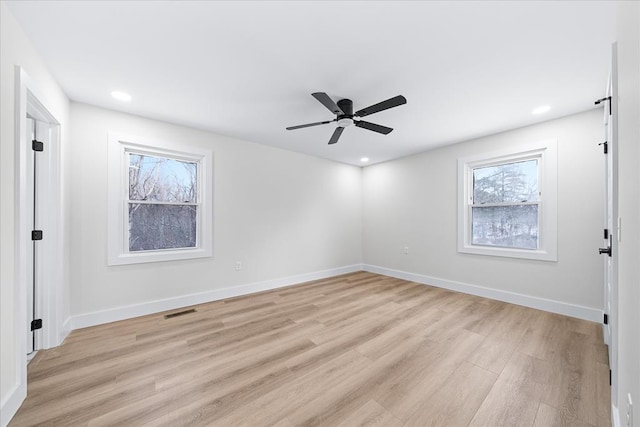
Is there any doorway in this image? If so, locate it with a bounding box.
[15,66,66,362]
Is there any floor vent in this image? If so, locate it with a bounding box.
[164,309,196,319]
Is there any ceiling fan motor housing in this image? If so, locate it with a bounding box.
[336,99,354,127]
[337,99,354,116]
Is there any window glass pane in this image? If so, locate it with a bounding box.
[129,204,197,251]
[129,154,197,203]
[472,205,538,249]
[473,159,538,204]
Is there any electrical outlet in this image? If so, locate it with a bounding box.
[627,393,633,427]
[403,246,409,255]
[235,261,242,271]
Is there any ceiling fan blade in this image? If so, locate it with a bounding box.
[286,120,334,130]
[328,127,345,145]
[355,120,393,135]
[355,95,407,117]
[312,92,344,115]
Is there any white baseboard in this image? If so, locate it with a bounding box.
[70,264,363,330]
[611,404,621,427]
[1,382,26,427]
[363,264,602,322]
[612,404,620,427]
[59,317,71,344]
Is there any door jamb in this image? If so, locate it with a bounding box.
[14,65,65,401]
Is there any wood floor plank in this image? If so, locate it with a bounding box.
[539,330,600,426]
[533,402,595,427]
[375,328,485,421]
[214,350,373,426]
[469,351,547,427]
[9,272,610,427]
[336,399,403,427]
[403,361,497,426]
[596,361,613,426]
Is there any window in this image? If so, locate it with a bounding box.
[108,133,213,265]
[458,140,557,261]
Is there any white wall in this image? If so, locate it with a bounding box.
[363,109,604,318]
[614,1,640,424]
[68,103,362,321]
[0,3,70,424]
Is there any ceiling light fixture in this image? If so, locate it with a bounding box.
[337,117,354,127]
[111,90,132,102]
[360,157,370,163]
[531,105,550,115]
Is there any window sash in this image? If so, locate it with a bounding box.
[469,203,540,250]
[467,157,542,251]
[127,202,199,252]
[124,150,202,254]
[125,200,198,206]
[470,201,539,208]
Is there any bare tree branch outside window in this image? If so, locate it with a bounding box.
[128,153,198,251]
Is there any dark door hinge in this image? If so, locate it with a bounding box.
[32,139,44,152]
[599,246,612,257]
[595,96,612,115]
[609,369,612,386]
[31,230,43,241]
[599,141,608,154]
[604,229,609,239]
[31,319,42,331]
[604,313,609,325]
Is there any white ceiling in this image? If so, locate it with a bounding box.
[7,1,616,166]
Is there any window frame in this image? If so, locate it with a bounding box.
[457,140,557,261]
[108,132,213,265]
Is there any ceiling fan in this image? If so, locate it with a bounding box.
[286,92,407,145]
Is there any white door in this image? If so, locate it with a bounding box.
[26,117,35,355]
[600,43,618,405]
[25,117,49,356]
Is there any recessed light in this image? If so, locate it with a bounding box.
[531,105,550,115]
[360,157,370,163]
[111,90,132,102]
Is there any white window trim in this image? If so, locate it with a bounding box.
[457,139,557,261]
[108,132,213,265]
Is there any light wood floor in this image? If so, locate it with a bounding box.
[10,272,611,426]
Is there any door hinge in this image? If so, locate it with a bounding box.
[32,139,44,152]
[609,369,612,386]
[30,319,42,331]
[595,96,612,115]
[31,230,43,241]
[604,229,609,239]
[599,141,608,154]
[604,313,609,325]
[599,245,612,256]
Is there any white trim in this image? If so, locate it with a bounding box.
[9,66,65,427]
[107,132,213,265]
[457,139,558,261]
[70,264,362,329]
[60,317,71,344]
[611,404,620,427]
[0,383,26,427]
[363,264,601,322]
